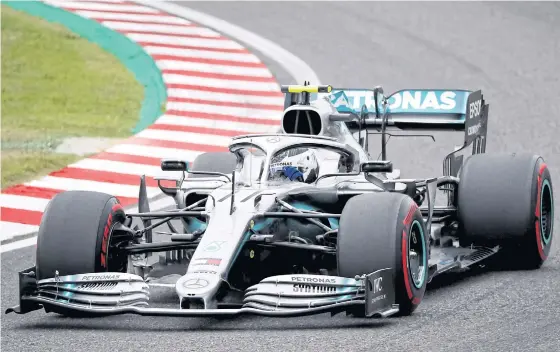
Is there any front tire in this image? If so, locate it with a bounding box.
[36,191,128,280]
[337,192,429,316]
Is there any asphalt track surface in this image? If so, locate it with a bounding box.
[2,2,560,351]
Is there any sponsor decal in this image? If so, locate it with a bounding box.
[464,91,484,141]
[370,276,386,304]
[469,99,482,119]
[183,278,209,289]
[331,91,350,110]
[371,293,387,304]
[192,270,218,275]
[293,284,336,294]
[193,258,222,266]
[291,276,336,284]
[467,123,482,136]
[466,98,483,136]
[272,162,293,167]
[270,161,294,173]
[204,241,227,253]
[330,89,469,115]
[372,277,383,294]
[82,274,121,281]
[388,91,457,111]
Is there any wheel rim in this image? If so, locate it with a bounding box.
[408,220,427,289]
[540,180,553,246]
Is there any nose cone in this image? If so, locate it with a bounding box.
[175,272,220,299]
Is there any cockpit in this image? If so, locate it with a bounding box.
[229,134,359,186]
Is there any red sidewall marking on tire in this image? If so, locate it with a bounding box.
[535,163,547,260]
[100,203,124,269]
[401,203,420,304]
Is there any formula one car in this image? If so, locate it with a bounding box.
[6,84,554,319]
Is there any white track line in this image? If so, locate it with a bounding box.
[0,197,177,252]
[167,88,283,106]
[1,222,40,243]
[68,159,163,176]
[68,159,184,180]
[0,195,50,212]
[143,46,259,63]
[1,236,38,253]
[25,177,160,198]
[137,128,233,147]
[162,74,280,91]
[44,1,159,13]
[155,60,272,78]
[155,114,278,134]
[125,33,243,50]
[101,21,220,37]
[75,10,192,25]
[72,0,127,3]
[107,144,205,160]
[166,101,281,120]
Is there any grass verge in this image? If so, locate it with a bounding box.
[1,5,143,188]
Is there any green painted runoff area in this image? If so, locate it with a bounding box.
[1,2,165,188]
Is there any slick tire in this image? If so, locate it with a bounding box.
[457,153,554,269]
[36,191,127,281]
[189,152,237,178]
[337,193,429,316]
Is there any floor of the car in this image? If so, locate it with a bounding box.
[429,244,499,277]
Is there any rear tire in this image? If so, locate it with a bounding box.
[457,153,554,269]
[36,191,128,280]
[337,193,429,316]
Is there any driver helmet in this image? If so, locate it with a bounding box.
[269,148,320,183]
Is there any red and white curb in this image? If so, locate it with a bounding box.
[0,0,285,242]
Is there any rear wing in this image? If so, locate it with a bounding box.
[329,88,483,131]
[327,87,489,166]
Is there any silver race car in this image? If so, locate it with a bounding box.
[6,84,554,319]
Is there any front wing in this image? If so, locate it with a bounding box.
[6,267,399,319]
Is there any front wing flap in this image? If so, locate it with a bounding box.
[6,268,398,318]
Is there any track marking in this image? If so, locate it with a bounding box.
[143,45,261,63]
[155,114,277,134]
[155,60,272,77]
[134,0,321,84]
[126,33,244,50]
[75,10,192,24]
[167,88,283,105]
[162,73,280,91]
[44,1,160,13]
[1,236,38,253]
[101,21,220,36]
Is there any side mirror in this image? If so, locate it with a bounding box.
[361,161,393,173]
[386,168,401,180]
[161,159,188,171]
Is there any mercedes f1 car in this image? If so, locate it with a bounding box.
[6,84,554,319]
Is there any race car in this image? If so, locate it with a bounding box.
[6,84,554,319]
